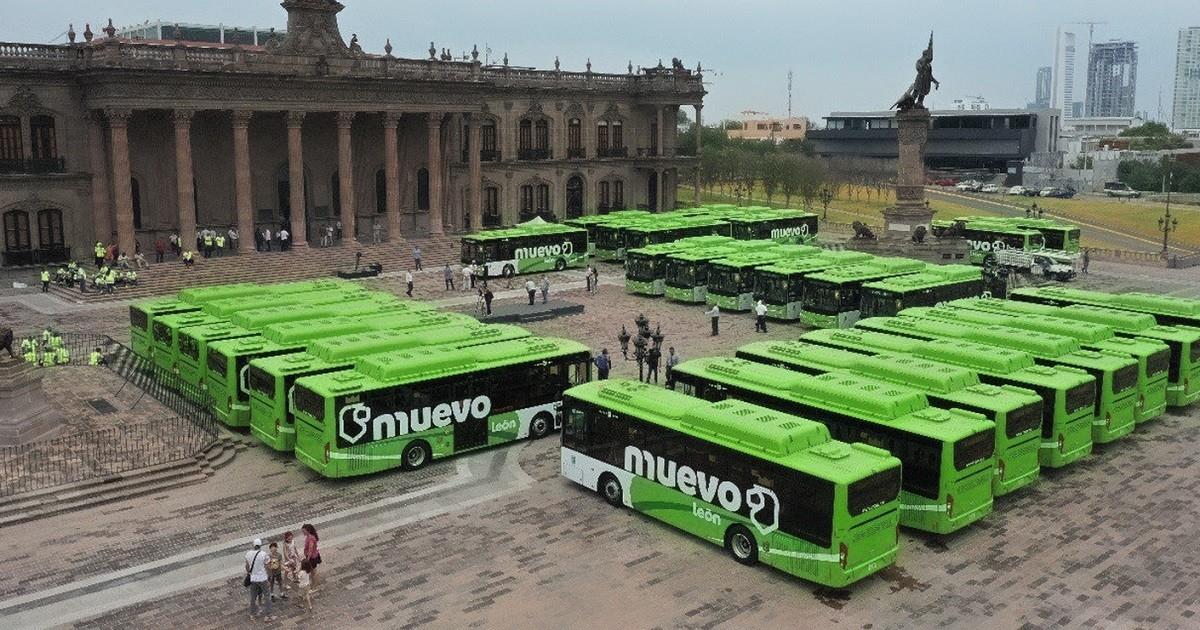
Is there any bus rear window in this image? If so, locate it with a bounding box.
[1112,364,1138,395]
[207,351,227,377]
[1067,381,1096,415]
[293,386,326,422]
[247,365,275,397]
[1005,402,1042,439]
[847,467,901,516]
[153,322,172,344]
[130,307,148,331]
[953,431,994,470]
[180,335,200,361]
[1147,349,1169,378]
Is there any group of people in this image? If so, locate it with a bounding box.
[254,225,291,252]
[704,300,771,337]
[591,345,681,387]
[318,221,344,247]
[244,524,322,619]
[13,328,104,367]
[195,227,236,258]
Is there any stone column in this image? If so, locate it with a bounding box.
[285,111,309,246]
[427,114,444,235]
[382,112,402,239]
[336,111,357,243]
[170,110,197,248]
[468,114,482,232]
[230,110,255,252]
[85,112,112,244]
[656,106,665,156]
[882,108,934,238]
[107,108,136,256]
[693,104,703,204]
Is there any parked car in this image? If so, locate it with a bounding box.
[1007,185,1029,195]
[1104,182,1141,198]
[932,177,958,187]
[1039,187,1076,199]
[980,183,1001,193]
[955,180,982,192]
[1021,186,1040,196]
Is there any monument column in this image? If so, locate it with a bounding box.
[85,112,112,244]
[285,111,309,246]
[230,110,255,252]
[107,108,136,256]
[336,111,357,243]
[881,108,934,238]
[382,112,401,240]
[468,114,482,232]
[171,110,197,248]
[693,103,702,204]
[427,114,444,235]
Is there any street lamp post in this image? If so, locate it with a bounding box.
[1158,168,1178,255]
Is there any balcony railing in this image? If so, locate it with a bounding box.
[596,146,628,158]
[635,147,682,158]
[1,245,71,267]
[517,148,552,161]
[567,147,586,159]
[0,157,66,174]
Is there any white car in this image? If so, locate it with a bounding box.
[1007,186,1027,195]
[955,180,981,192]
[980,184,1001,193]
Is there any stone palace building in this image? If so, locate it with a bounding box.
[0,0,704,265]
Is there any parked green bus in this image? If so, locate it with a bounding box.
[1005,290,1200,407]
[564,210,651,256]
[150,311,228,375]
[258,302,439,346]
[938,298,1169,423]
[461,223,588,277]
[290,337,591,477]
[799,258,927,328]
[228,294,402,331]
[724,210,819,243]
[751,252,875,321]
[177,282,263,304]
[130,298,201,360]
[176,322,257,389]
[663,246,746,303]
[706,247,822,311]
[857,313,1136,445]
[247,321,528,451]
[858,265,984,319]
[671,357,996,534]
[625,236,736,295]
[619,218,733,261]
[200,284,366,318]
[561,379,901,586]
[735,340,1042,496]
[801,328,1094,468]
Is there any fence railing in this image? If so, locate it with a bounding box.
[0,335,219,498]
[1083,247,1167,267]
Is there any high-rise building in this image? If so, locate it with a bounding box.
[1086,40,1138,117]
[1053,30,1077,119]
[1034,66,1052,108]
[1173,27,1200,131]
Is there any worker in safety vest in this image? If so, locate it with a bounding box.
[48,335,63,350]
[182,250,195,267]
[54,346,70,365]
[40,268,50,292]
[214,234,225,257]
[24,345,38,364]
[89,347,105,365]
[41,328,52,344]
[94,242,105,267]
[20,337,35,358]
[203,232,214,258]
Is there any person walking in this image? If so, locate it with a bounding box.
[585,265,593,293]
[413,246,422,270]
[483,284,494,315]
[463,263,474,291]
[525,278,536,305]
[590,266,599,295]
[594,348,611,380]
[646,346,661,384]
[1082,248,1090,275]
[301,524,321,587]
[539,275,550,304]
[665,346,680,389]
[405,270,414,297]
[40,267,50,292]
[706,304,720,336]
[443,264,455,291]
[227,226,239,252]
[262,227,272,252]
[245,538,273,620]
[754,299,769,333]
[154,238,166,263]
[279,228,290,251]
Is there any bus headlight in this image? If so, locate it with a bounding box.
[839,543,848,569]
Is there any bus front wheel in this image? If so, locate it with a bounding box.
[554,257,566,271]
[529,412,552,439]
[502,264,515,278]
[725,525,758,565]
[402,440,431,470]
[598,473,623,507]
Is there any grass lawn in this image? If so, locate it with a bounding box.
[682,186,998,224]
[1020,196,1200,251]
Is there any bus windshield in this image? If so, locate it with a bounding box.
[803,281,852,315]
[625,254,658,281]
[859,288,901,318]
[596,227,624,250]
[666,261,700,287]
[954,430,994,470]
[757,273,792,304]
[708,267,746,295]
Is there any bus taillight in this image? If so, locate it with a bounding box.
[1105,412,1112,428]
[839,543,848,569]
[997,459,1005,481]
[323,443,330,464]
[1058,434,1065,452]
[946,494,954,518]
[274,419,281,434]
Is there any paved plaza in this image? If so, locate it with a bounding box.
[1,260,1200,629]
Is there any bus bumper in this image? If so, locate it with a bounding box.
[249,397,294,452]
[799,312,838,329]
[765,302,801,320]
[1166,371,1200,407]
[1136,379,1168,423]
[899,477,993,534]
[176,360,203,390]
[993,435,1040,496]
[152,347,175,376]
[1091,394,1137,444]
[625,279,662,296]
[664,285,706,303]
[1039,412,1093,468]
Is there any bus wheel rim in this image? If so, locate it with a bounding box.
[604,480,619,500]
[407,446,425,466]
[733,533,752,558]
[532,417,547,435]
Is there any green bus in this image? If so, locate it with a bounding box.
[461,223,588,277]
[561,379,902,587]
[247,321,528,451]
[207,335,307,427]
[290,337,591,477]
[227,294,402,331]
[706,247,823,311]
[941,220,1047,266]
[565,210,651,256]
[801,328,1094,469]
[1005,218,1081,254]
[130,298,202,360]
[735,340,1042,496]
[1010,286,1200,325]
[724,210,819,243]
[620,218,733,260]
[799,258,927,329]
[662,241,793,304]
[176,322,257,389]
[150,312,228,375]
[1006,289,1200,407]
[752,252,876,321]
[200,283,366,318]
[858,265,984,319]
[258,303,439,346]
[857,313,1137,444]
[940,298,1170,423]
[625,236,736,295]
[671,357,995,534]
[177,282,263,304]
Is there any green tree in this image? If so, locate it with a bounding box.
[778,154,802,206]
[1118,122,1171,137]
[761,155,783,203]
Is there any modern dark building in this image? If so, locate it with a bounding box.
[807,109,1061,171]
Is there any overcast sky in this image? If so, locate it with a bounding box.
[4,0,1193,125]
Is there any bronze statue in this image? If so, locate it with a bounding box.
[892,33,939,111]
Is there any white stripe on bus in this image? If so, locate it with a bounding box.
[899,503,948,512]
[765,549,840,563]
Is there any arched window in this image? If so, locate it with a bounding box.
[416,168,430,210]
[481,119,498,160]
[536,184,550,213]
[37,208,64,248]
[30,115,57,162]
[534,120,549,152]
[131,177,142,229]
[596,122,609,154]
[567,118,582,158]
[3,209,31,252]
[375,169,387,213]
[518,119,532,153]
[520,185,534,213]
[483,185,500,227]
[331,171,340,215]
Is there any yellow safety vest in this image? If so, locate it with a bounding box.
[89,351,103,365]
[215,236,225,248]
[41,270,50,282]
[204,235,213,246]
[95,244,105,257]
[56,348,70,364]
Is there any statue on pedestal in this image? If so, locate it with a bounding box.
[892,33,939,111]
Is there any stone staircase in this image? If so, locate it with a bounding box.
[50,235,464,303]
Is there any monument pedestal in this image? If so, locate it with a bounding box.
[882,108,934,239]
[0,356,63,446]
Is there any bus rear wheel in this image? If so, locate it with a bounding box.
[502,264,515,278]
[529,412,552,439]
[598,473,623,507]
[402,440,431,470]
[554,257,566,271]
[725,525,758,565]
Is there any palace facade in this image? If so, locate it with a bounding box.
[0,0,704,265]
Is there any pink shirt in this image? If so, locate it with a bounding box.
[304,534,319,560]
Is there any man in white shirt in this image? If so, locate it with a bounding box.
[263,228,272,251]
[462,264,474,290]
[754,299,769,333]
[525,279,536,305]
[705,304,720,336]
[405,270,414,297]
[245,538,272,619]
[279,228,290,251]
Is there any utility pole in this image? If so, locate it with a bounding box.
[1158,162,1178,254]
